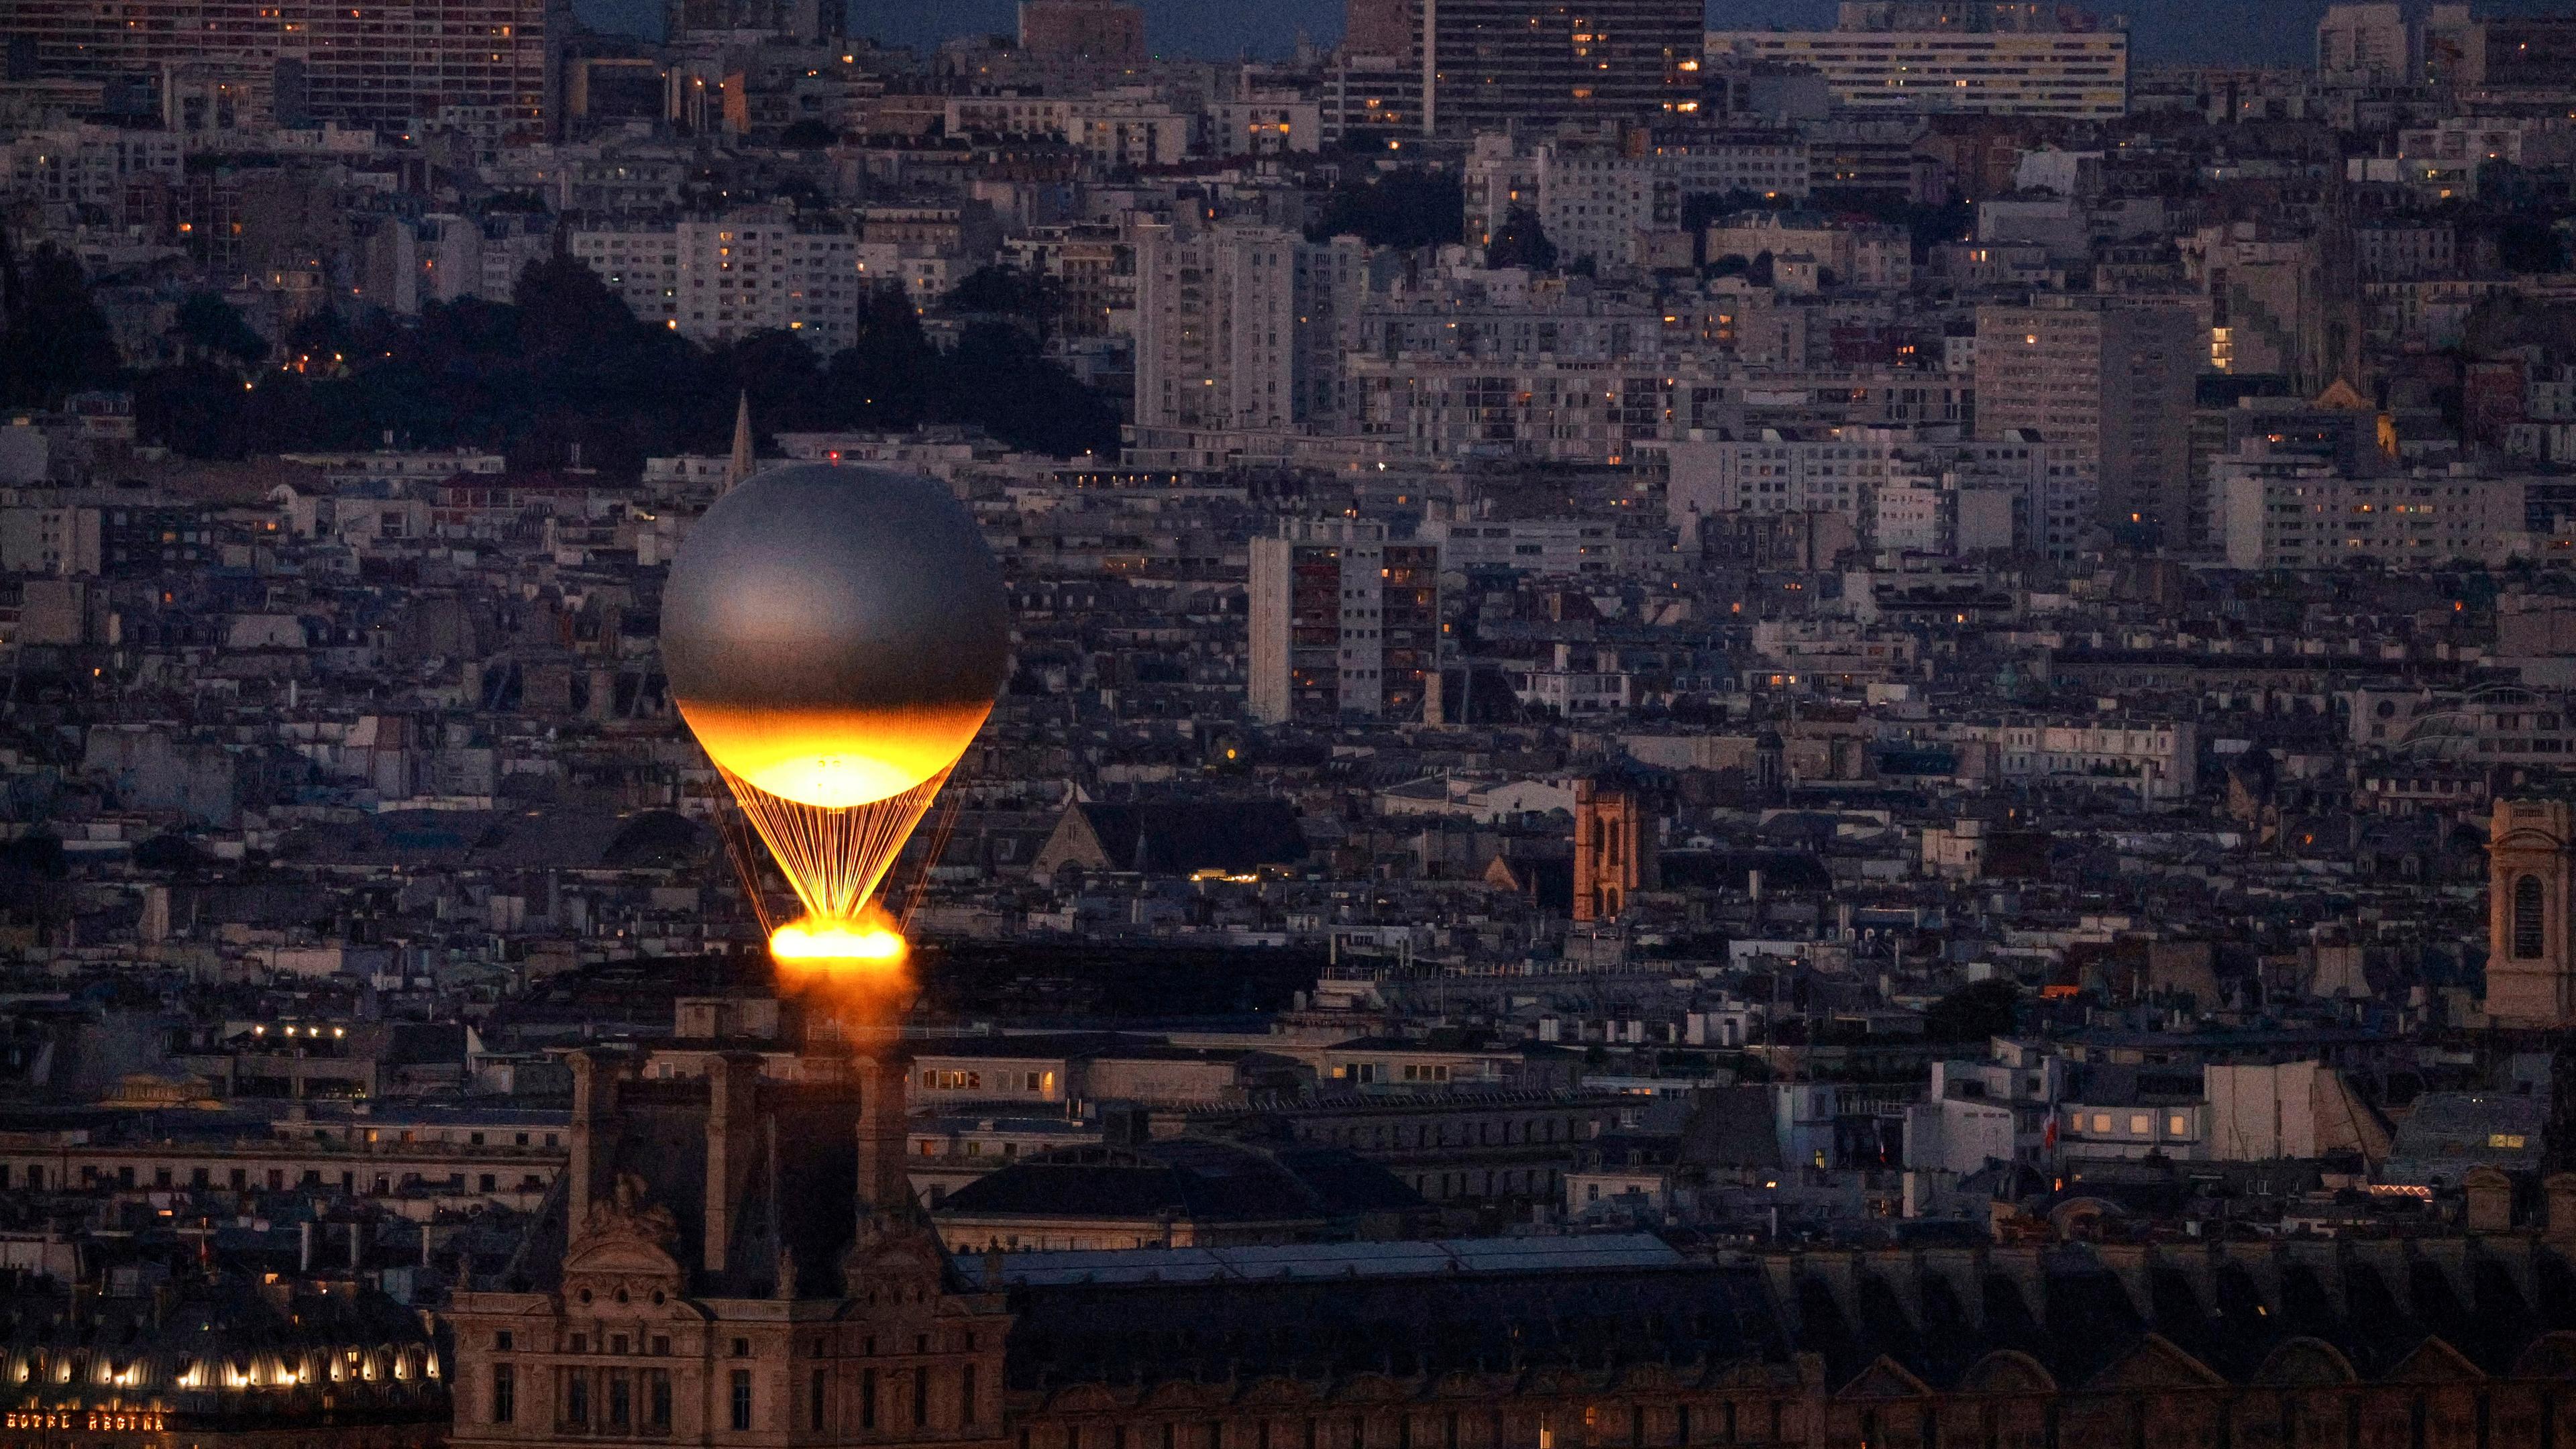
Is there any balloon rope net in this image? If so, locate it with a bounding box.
[892,788,963,932]
[714,763,953,926]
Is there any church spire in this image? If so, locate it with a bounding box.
[723,391,754,494]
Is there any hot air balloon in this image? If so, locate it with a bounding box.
[661,464,1008,982]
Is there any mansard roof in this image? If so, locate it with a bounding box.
[998,1239,2576,1399]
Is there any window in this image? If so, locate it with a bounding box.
[568,1373,590,1427]
[490,1363,515,1424]
[2128,1114,2151,1136]
[651,1371,672,1430]
[2515,874,2547,959]
[731,1369,754,1432]
[2169,1115,2190,1136]
[914,1366,930,1428]
[495,1332,514,1352]
[812,1369,827,1429]
[862,1368,878,1429]
[610,1373,632,1428]
[733,1338,751,1358]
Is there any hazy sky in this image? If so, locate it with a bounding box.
[585,0,2567,68]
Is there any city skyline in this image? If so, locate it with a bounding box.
[702,0,2576,62]
[9,0,2576,1442]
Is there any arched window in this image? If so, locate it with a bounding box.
[2515,874,2548,959]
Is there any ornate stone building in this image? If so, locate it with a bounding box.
[0,1270,445,1449]
[2489,798,2576,1027]
[443,1039,2576,1449]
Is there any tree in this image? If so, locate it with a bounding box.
[828,286,943,429]
[1307,167,1464,250]
[513,252,643,358]
[940,264,1067,339]
[177,291,268,366]
[1925,979,2021,1044]
[0,235,119,407]
[2493,217,2570,275]
[940,321,1120,457]
[1485,207,1557,271]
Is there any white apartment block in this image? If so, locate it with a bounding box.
[1536,143,1659,271]
[1648,131,1811,201]
[1703,214,1910,288]
[1665,427,1901,522]
[1134,222,1376,433]
[1705,30,2129,119]
[1345,356,1670,463]
[1945,718,2199,800]
[1417,518,1668,575]
[944,95,1191,166]
[1246,518,1440,724]
[0,125,183,209]
[2316,2,2410,82]
[2220,460,2536,570]
[568,211,874,354]
[1468,132,1811,258]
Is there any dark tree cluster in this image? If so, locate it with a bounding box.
[1306,166,1464,250]
[23,245,1118,470]
[0,237,121,410]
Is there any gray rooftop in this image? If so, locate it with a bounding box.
[955,1231,1682,1289]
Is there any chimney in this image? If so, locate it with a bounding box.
[703,1053,763,1275]
[854,1053,912,1220]
[567,1049,624,1235]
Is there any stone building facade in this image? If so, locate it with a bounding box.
[442,1045,2576,1449]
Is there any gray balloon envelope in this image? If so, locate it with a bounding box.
[661,464,1009,712]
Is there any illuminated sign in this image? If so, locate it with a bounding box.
[4,1411,170,1432]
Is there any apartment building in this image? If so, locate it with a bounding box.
[568,210,873,354]
[2218,460,2536,570]
[9,0,562,140]
[1975,298,2198,553]
[1248,517,1440,723]
[1132,222,1378,433]
[1415,0,1707,137]
[1706,21,2127,121]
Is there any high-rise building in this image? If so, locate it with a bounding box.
[1016,0,1146,62]
[2193,223,2359,397]
[1414,0,1707,138]
[2316,3,2411,83]
[7,0,564,140]
[1708,3,2128,121]
[1343,0,1411,56]
[1132,222,1379,436]
[2455,13,2576,89]
[1976,298,2198,553]
[665,0,839,43]
[1248,519,1439,724]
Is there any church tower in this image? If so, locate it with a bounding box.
[1572,778,1642,923]
[2488,798,2576,1027]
